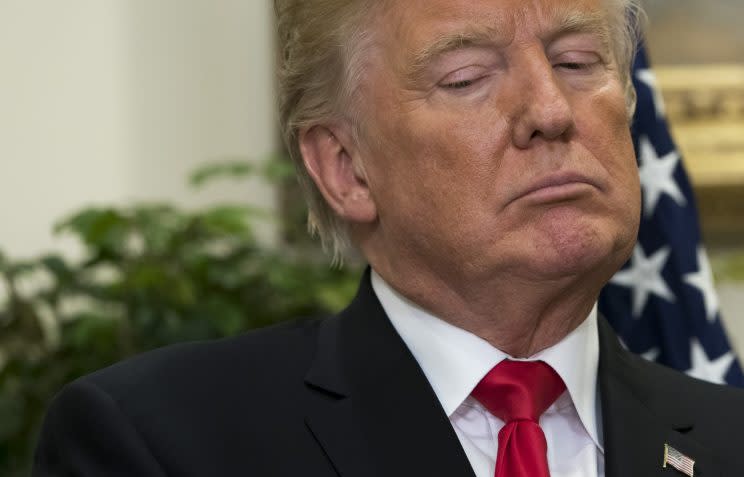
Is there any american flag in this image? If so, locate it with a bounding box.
[599,45,744,387]
[664,444,695,477]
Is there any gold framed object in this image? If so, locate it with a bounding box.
[657,65,744,187]
[656,65,744,246]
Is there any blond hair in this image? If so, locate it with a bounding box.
[274,0,645,263]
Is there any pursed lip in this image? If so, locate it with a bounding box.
[509,172,600,205]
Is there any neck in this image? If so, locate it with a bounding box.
[368,257,606,358]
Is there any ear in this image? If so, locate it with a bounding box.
[299,124,377,224]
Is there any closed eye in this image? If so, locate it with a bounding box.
[438,64,491,91]
[556,62,593,70]
[442,79,476,89]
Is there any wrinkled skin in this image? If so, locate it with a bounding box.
[301,0,641,355]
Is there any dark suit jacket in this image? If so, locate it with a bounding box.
[34,271,744,476]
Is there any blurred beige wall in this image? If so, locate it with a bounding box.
[0,0,277,260]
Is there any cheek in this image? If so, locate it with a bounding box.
[571,87,642,229]
[371,106,500,189]
[363,117,507,252]
[602,135,642,239]
[604,125,640,201]
[577,87,638,180]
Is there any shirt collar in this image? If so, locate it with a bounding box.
[371,270,602,451]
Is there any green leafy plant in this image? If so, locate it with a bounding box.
[0,161,361,476]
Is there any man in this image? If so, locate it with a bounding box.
[34,0,744,476]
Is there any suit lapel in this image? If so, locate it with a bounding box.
[304,270,476,477]
[305,275,727,477]
[304,313,376,477]
[598,316,722,477]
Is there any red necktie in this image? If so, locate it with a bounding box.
[471,360,566,477]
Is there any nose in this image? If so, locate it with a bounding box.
[512,56,575,149]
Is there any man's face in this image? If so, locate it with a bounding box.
[357,0,641,284]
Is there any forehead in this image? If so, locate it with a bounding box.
[377,0,609,51]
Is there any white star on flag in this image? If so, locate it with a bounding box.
[636,68,666,118]
[687,338,734,385]
[618,339,659,362]
[610,244,675,317]
[601,46,744,387]
[638,136,687,217]
[641,347,660,362]
[683,246,720,323]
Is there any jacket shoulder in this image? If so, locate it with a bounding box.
[618,347,744,433]
[35,318,346,475]
[79,317,324,413]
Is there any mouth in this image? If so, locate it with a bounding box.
[510,172,600,205]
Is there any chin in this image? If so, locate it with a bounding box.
[536,243,614,280]
[517,213,633,282]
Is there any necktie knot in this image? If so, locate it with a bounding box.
[471,359,566,423]
[471,359,565,477]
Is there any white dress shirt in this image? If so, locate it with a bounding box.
[371,270,605,477]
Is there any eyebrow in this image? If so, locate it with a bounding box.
[544,8,611,48]
[405,9,612,82]
[406,26,503,82]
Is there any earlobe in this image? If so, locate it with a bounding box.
[299,125,378,224]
